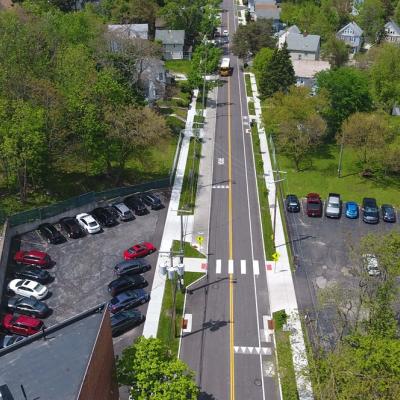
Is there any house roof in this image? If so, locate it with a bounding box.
[286,33,320,53]
[385,20,400,35]
[337,21,363,36]
[392,105,400,116]
[255,3,281,20]
[155,29,185,45]
[108,24,149,40]
[292,60,330,78]
[0,306,107,400]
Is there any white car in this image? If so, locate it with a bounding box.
[363,254,380,276]
[223,29,229,37]
[8,279,48,300]
[76,213,101,234]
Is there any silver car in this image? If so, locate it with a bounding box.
[112,202,134,221]
[325,193,341,218]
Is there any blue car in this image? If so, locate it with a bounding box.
[108,289,150,314]
[345,201,359,219]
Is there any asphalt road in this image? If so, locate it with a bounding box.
[180,1,279,399]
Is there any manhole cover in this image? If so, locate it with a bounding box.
[254,378,262,387]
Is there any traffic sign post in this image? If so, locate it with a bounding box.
[196,235,204,252]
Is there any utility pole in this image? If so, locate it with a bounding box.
[337,138,344,178]
[269,171,286,247]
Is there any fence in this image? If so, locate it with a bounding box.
[5,178,170,228]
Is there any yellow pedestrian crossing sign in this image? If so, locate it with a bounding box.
[272,252,280,261]
[196,235,204,245]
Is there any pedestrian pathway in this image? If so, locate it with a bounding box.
[248,72,314,400]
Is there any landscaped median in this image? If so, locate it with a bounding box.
[171,240,206,258]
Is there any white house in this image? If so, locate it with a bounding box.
[155,30,186,60]
[336,22,363,53]
[384,20,400,44]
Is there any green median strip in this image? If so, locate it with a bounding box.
[248,100,255,115]
[171,240,206,259]
[245,74,252,97]
[273,310,299,400]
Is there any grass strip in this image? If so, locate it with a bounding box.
[178,137,202,214]
[171,240,206,258]
[248,100,255,115]
[244,74,252,97]
[158,271,205,357]
[273,310,299,400]
[251,124,274,259]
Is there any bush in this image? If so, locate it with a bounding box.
[166,116,185,134]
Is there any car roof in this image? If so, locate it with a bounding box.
[23,250,47,258]
[115,259,147,268]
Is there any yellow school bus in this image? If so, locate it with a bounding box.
[219,57,232,77]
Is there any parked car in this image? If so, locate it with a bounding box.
[123,242,156,260]
[141,193,164,210]
[111,309,145,337]
[59,217,84,239]
[12,265,52,284]
[111,202,135,221]
[124,195,147,216]
[2,314,44,336]
[345,201,359,219]
[13,250,52,268]
[114,259,151,276]
[286,194,300,213]
[91,207,117,227]
[76,213,101,234]
[8,296,50,318]
[37,223,64,244]
[381,204,396,223]
[8,279,48,300]
[108,275,148,296]
[108,289,150,313]
[325,193,341,218]
[0,334,24,349]
[306,193,323,217]
[362,198,379,224]
[363,254,380,276]
[223,29,229,36]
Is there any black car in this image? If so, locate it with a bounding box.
[114,259,151,276]
[38,223,65,244]
[59,217,84,239]
[362,198,379,224]
[0,334,24,349]
[381,204,396,222]
[111,309,145,337]
[141,193,164,210]
[8,296,51,318]
[108,289,150,313]
[108,275,148,296]
[91,207,117,227]
[124,195,147,216]
[286,194,300,213]
[12,265,52,284]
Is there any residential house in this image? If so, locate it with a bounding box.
[292,59,330,88]
[384,20,400,44]
[392,104,400,116]
[108,24,149,40]
[155,29,187,60]
[139,59,171,103]
[278,26,320,61]
[254,0,282,31]
[336,22,363,53]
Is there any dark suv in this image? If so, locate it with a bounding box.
[8,296,51,318]
[38,223,65,244]
[124,195,147,216]
[108,289,150,313]
[111,309,145,337]
[59,217,84,239]
[362,198,379,224]
[141,193,164,210]
[91,207,117,227]
[114,259,151,276]
[108,275,148,296]
[12,265,52,284]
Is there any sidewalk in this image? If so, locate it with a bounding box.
[248,73,314,399]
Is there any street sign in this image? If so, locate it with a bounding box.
[196,235,204,245]
[272,252,280,262]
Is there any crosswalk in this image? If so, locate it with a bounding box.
[213,259,262,275]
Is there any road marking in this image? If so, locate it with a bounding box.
[212,184,229,189]
[228,259,234,274]
[218,157,225,165]
[234,346,272,355]
[253,260,260,275]
[216,259,222,274]
[240,259,246,274]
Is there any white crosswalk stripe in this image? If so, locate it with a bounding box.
[216,259,221,274]
[240,260,246,274]
[228,259,234,274]
[253,260,260,275]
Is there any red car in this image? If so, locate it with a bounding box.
[2,313,44,336]
[123,242,156,260]
[14,250,52,268]
[306,193,323,217]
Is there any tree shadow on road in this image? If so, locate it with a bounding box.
[199,392,217,400]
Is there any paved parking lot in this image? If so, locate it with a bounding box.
[4,191,169,353]
[286,199,400,342]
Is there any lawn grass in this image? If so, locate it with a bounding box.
[245,74,253,97]
[248,100,255,115]
[178,137,202,214]
[251,125,275,259]
[171,240,206,258]
[277,143,400,206]
[157,271,205,357]
[165,59,192,75]
[273,310,299,400]
[193,114,205,129]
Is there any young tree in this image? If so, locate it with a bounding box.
[264,87,328,170]
[116,337,199,400]
[258,43,296,98]
[321,34,349,68]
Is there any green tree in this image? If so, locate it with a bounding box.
[316,67,373,135]
[258,43,296,98]
[321,34,349,68]
[116,337,199,400]
[253,47,274,83]
[358,0,385,43]
[232,18,275,59]
[264,87,328,170]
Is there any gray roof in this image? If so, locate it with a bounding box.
[0,307,106,400]
[385,20,400,35]
[337,21,363,36]
[286,33,320,53]
[155,29,185,45]
[108,24,149,40]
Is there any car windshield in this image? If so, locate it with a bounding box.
[365,206,377,213]
[89,221,97,227]
[289,201,297,206]
[127,248,136,254]
[328,202,339,208]
[308,203,320,210]
[34,283,43,291]
[123,210,131,216]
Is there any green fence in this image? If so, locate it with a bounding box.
[6,178,170,228]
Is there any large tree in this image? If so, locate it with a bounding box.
[357,0,385,43]
[253,47,274,83]
[321,34,349,68]
[116,337,199,400]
